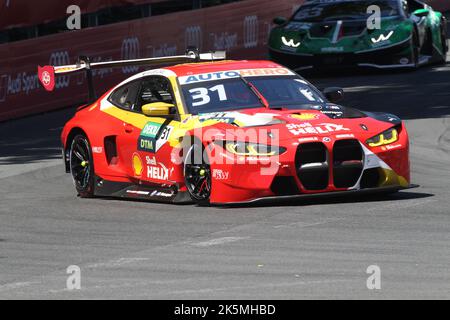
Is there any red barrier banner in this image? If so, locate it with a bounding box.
[0,0,300,122]
[425,0,450,12]
[0,0,167,30]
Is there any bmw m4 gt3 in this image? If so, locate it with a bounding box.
[38,52,412,205]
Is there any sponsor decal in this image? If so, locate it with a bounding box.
[132,153,143,177]
[126,190,150,196]
[179,68,294,84]
[212,169,230,180]
[92,146,103,154]
[321,47,344,53]
[360,124,369,131]
[399,58,410,65]
[38,66,55,92]
[291,113,319,121]
[199,112,235,124]
[138,122,173,153]
[384,143,402,150]
[141,122,161,138]
[287,122,350,135]
[322,137,331,143]
[147,162,173,181]
[150,190,174,198]
[321,110,344,117]
[335,133,355,139]
[145,156,157,165]
[298,137,319,143]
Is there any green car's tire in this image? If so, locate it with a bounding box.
[439,19,448,64]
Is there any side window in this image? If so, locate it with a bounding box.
[109,81,140,110]
[135,76,176,114]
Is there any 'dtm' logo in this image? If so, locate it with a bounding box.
[66,5,81,30]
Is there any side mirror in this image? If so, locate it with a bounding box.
[142,102,174,117]
[413,9,429,18]
[323,87,344,103]
[273,17,287,26]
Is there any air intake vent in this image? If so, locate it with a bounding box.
[296,142,329,190]
[270,176,300,196]
[333,139,363,188]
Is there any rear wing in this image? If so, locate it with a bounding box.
[38,49,226,101]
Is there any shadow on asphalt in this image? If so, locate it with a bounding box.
[216,190,434,209]
[0,108,75,165]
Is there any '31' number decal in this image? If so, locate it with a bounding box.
[189,84,228,107]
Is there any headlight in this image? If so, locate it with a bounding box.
[366,127,399,147]
[371,30,394,44]
[281,36,301,48]
[216,141,286,156]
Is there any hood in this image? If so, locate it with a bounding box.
[182,106,400,144]
[270,17,411,54]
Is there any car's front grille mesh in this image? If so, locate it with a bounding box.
[333,139,364,188]
[295,142,329,190]
[295,139,364,191]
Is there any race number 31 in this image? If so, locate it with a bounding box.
[189,84,228,107]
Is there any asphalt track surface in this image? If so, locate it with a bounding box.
[1,48,450,300]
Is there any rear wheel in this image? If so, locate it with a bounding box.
[183,140,211,204]
[70,134,95,198]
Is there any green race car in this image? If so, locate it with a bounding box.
[268,0,448,70]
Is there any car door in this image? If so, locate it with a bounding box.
[128,75,181,185]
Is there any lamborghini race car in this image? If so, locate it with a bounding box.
[269,0,448,70]
[38,52,411,205]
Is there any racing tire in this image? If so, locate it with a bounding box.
[183,139,211,205]
[69,134,95,198]
[410,29,420,70]
[439,19,448,64]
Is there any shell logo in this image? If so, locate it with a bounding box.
[132,153,143,177]
[291,113,319,121]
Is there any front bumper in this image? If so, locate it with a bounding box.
[214,184,417,206]
[209,137,410,204]
[269,37,413,70]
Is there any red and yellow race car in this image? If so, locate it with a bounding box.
[38,51,411,205]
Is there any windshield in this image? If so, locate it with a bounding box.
[250,76,325,108]
[181,74,325,114]
[293,0,400,22]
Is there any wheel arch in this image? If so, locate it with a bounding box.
[64,127,89,173]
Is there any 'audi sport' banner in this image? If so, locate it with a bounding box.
[0,0,300,122]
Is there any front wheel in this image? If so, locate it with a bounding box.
[69,134,95,198]
[439,19,448,64]
[183,141,211,204]
[410,29,420,69]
